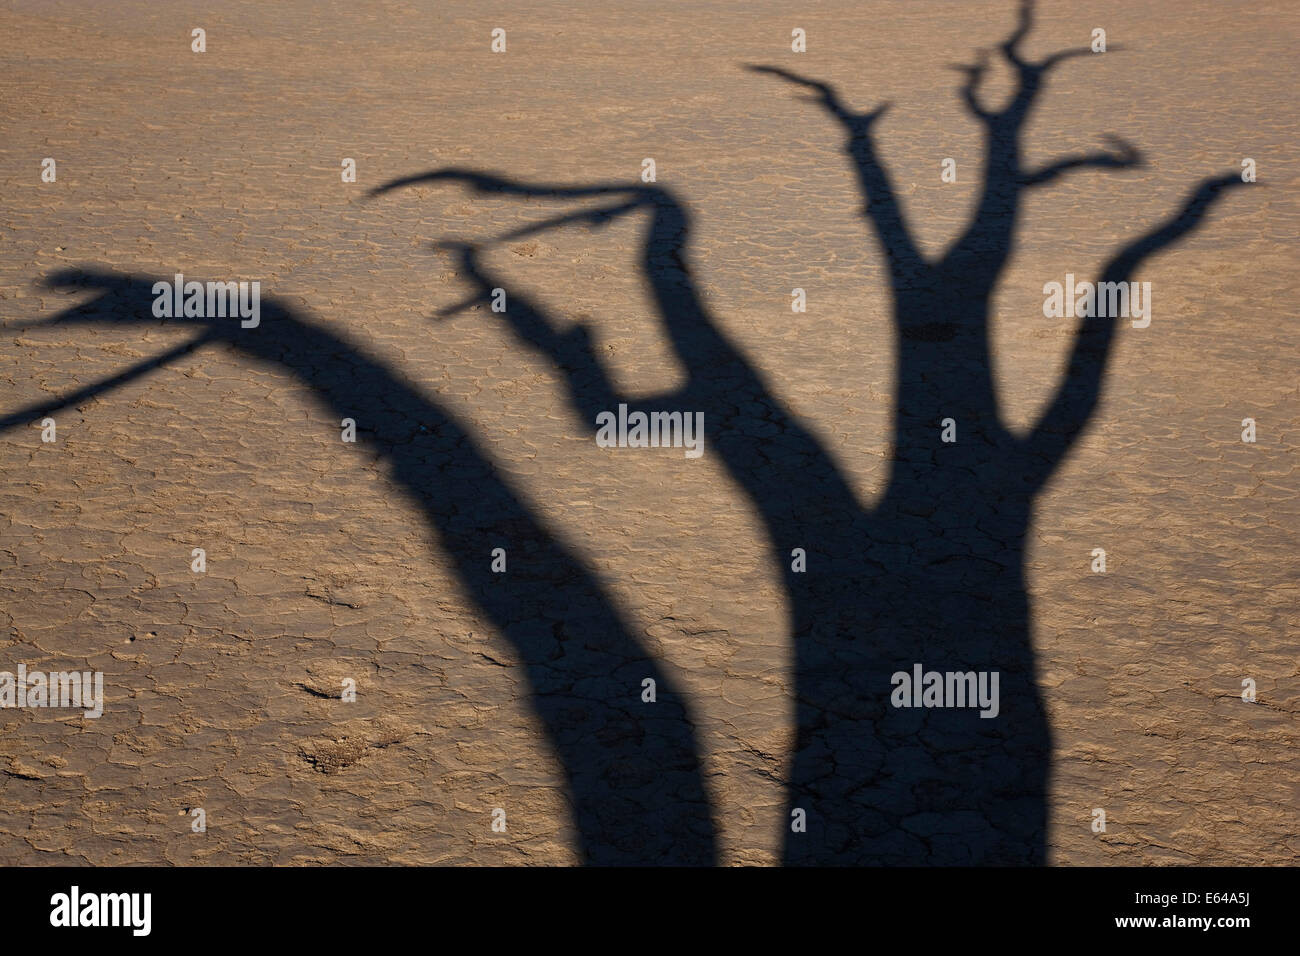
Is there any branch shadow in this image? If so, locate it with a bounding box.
[371,0,1247,863]
[0,269,717,866]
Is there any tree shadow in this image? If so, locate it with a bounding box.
[371,0,1246,863]
[0,270,717,865]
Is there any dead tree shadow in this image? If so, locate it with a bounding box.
[0,270,716,866]
[372,0,1245,863]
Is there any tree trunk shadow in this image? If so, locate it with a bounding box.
[372,0,1246,864]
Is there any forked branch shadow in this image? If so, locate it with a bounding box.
[1,269,718,865]
[371,0,1247,864]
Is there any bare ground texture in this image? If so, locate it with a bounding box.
[0,0,1296,865]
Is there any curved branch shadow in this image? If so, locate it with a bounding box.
[1,269,717,866]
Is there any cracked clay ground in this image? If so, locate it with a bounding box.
[0,0,1297,864]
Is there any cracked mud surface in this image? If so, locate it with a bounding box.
[0,0,1297,864]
